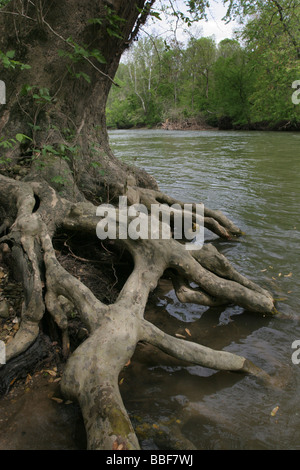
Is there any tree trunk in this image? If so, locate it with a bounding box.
[0,0,158,202]
[0,0,277,450]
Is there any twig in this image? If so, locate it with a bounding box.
[41,18,119,86]
[0,11,35,21]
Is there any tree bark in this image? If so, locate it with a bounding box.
[0,0,158,202]
[0,0,277,450]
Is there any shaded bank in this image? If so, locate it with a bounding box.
[108,117,300,132]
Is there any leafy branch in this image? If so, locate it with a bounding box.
[0,50,31,70]
[41,17,119,86]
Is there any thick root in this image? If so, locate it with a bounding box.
[141,320,248,372]
[60,323,141,450]
[0,173,276,450]
[137,187,243,239]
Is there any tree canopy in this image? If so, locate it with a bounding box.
[106,0,300,130]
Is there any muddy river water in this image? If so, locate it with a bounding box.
[109,129,300,450]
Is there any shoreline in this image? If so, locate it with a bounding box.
[108,118,300,133]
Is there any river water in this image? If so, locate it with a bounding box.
[108,129,300,450]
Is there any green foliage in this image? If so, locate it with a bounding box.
[58,37,106,65]
[212,40,254,124]
[106,38,168,128]
[238,0,300,125]
[0,0,10,8]
[32,87,53,105]
[51,174,67,185]
[21,84,54,105]
[106,0,300,129]
[0,134,32,166]
[15,133,32,144]
[0,50,31,70]
[102,5,126,39]
[88,5,126,40]
[1,0,299,131]
[39,142,79,163]
[160,0,210,25]
[0,133,32,149]
[0,136,17,150]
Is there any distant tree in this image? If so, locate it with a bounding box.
[212,39,253,125]
[240,0,300,125]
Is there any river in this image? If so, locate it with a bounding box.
[108,129,300,450]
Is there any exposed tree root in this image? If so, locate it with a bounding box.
[136,187,242,239]
[0,171,276,450]
[0,333,54,395]
[0,0,281,450]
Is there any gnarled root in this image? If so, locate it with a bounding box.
[136,187,243,239]
[0,173,276,449]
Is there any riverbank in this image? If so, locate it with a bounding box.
[159,118,217,131]
[109,117,300,132]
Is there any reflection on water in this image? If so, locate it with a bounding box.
[109,129,300,450]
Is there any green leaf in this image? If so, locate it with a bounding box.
[90,49,106,63]
[6,50,15,58]
[51,175,65,185]
[90,161,101,168]
[15,133,32,143]
[107,27,123,39]
[150,11,161,20]
[42,144,58,156]
[88,18,103,25]
[21,84,34,95]
[75,71,91,83]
